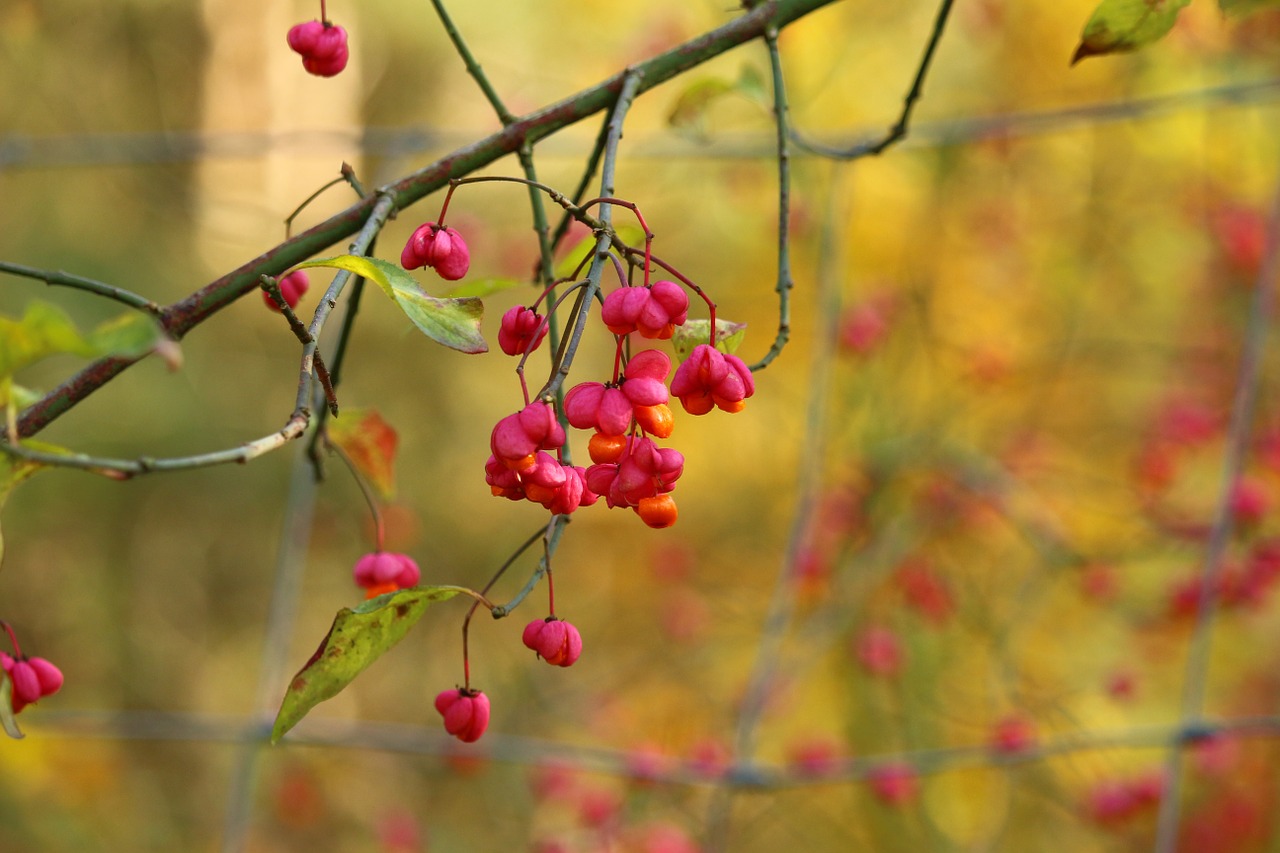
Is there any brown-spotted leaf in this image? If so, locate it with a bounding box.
[327,408,398,500]
[271,586,467,743]
[1071,0,1192,65]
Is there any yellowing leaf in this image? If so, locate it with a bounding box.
[1071,0,1192,65]
[298,256,487,354]
[271,586,465,743]
[327,408,398,500]
[671,319,748,363]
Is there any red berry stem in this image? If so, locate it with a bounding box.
[544,539,557,617]
[0,621,20,658]
[320,0,328,25]
[436,181,460,228]
[326,438,386,551]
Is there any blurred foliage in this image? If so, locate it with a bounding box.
[2,0,1280,851]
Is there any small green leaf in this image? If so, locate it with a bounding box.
[669,77,735,139]
[298,256,487,354]
[1071,0,1192,64]
[1219,0,1280,14]
[671,319,749,363]
[554,225,646,280]
[0,301,170,405]
[445,277,521,299]
[0,674,23,740]
[271,586,466,743]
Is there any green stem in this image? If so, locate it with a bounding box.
[750,27,794,372]
[428,0,516,125]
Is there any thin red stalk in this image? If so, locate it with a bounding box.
[0,621,19,658]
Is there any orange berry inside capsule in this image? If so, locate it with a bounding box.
[634,403,675,438]
[589,432,628,464]
[637,494,678,529]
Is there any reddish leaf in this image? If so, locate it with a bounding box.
[327,408,398,500]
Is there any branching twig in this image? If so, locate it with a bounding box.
[790,0,955,160]
[751,27,795,372]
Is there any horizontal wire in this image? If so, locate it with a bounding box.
[1,77,1278,170]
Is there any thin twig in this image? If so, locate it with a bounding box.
[428,0,516,125]
[0,261,162,317]
[750,27,795,372]
[791,0,955,160]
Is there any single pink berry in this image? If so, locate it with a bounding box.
[1,652,63,714]
[670,344,754,415]
[352,551,420,596]
[401,222,470,281]
[1230,477,1270,525]
[522,617,583,667]
[263,269,310,313]
[498,306,549,357]
[490,402,565,472]
[287,21,349,78]
[434,688,490,743]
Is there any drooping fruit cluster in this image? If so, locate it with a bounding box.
[286,20,349,77]
[262,269,310,313]
[434,688,490,743]
[352,550,420,599]
[414,190,757,746]
[401,222,470,281]
[484,267,753,530]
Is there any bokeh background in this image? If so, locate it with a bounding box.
[3,0,1280,850]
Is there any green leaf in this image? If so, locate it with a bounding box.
[554,225,646,280]
[445,277,521,299]
[0,301,170,405]
[0,673,22,740]
[298,256,487,354]
[671,319,749,363]
[271,586,466,743]
[1219,0,1280,14]
[1071,0,1192,65]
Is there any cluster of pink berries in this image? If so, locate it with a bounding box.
[1,624,62,715]
[262,269,310,313]
[485,283,753,529]
[286,19,349,78]
[393,196,754,744]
